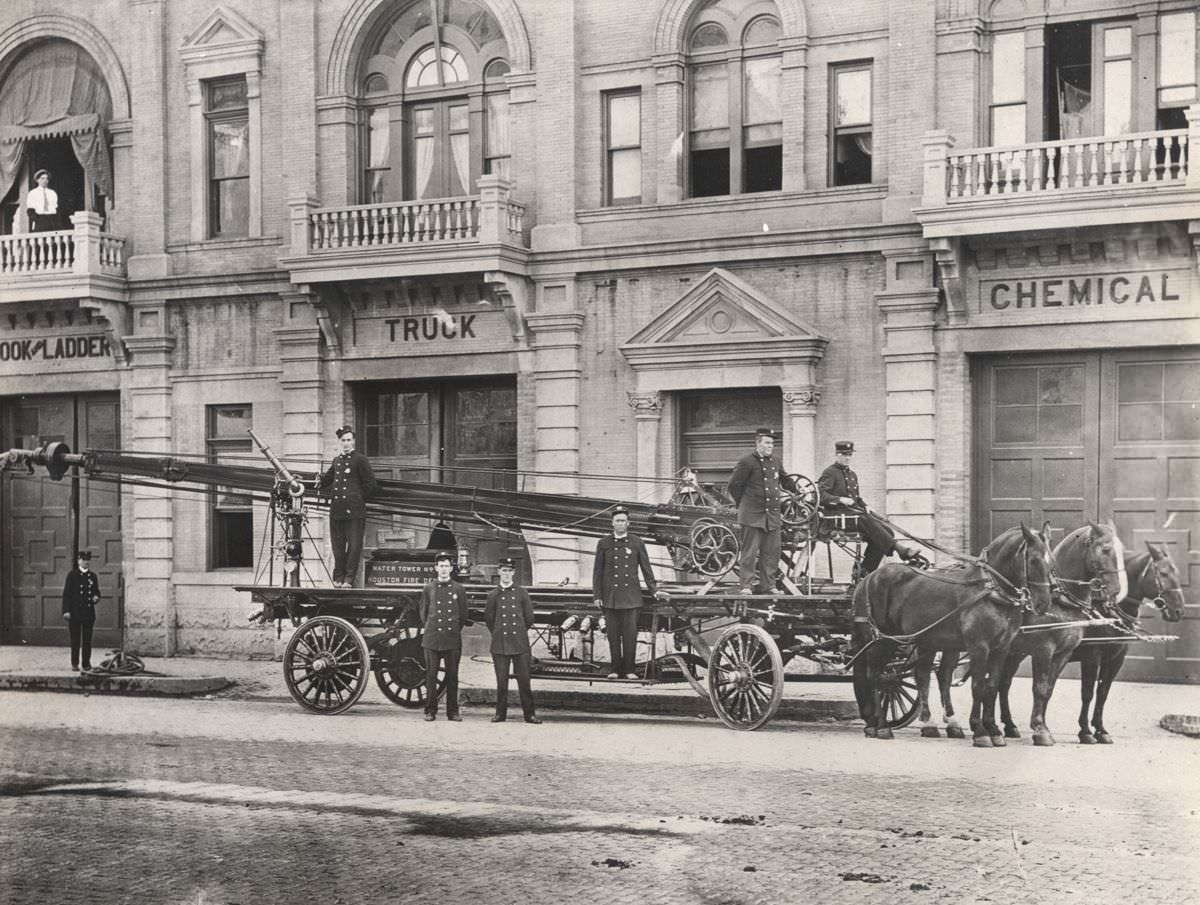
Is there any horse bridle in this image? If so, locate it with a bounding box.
[982,539,1052,610]
[1050,534,1125,612]
[1137,556,1174,614]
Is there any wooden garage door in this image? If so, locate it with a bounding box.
[1,394,122,648]
[974,349,1199,683]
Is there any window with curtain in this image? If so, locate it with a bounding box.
[357,0,511,203]
[207,404,253,569]
[0,40,115,232]
[686,4,783,199]
[205,76,249,238]
[830,62,873,186]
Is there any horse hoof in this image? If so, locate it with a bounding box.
[1096,732,1113,745]
[863,726,877,739]
[1004,726,1021,740]
[876,728,894,740]
[920,726,941,739]
[1032,732,1055,747]
[972,736,994,748]
[990,735,1007,748]
[946,726,966,740]
[1078,732,1096,745]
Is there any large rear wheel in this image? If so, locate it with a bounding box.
[283,616,371,715]
[373,627,445,708]
[706,624,784,730]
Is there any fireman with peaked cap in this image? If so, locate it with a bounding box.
[318,425,378,587]
[420,550,471,721]
[62,550,101,671]
[592,506,667,679]
[818,440,923,576]
[727,428,799,594]
[485,557,541,723]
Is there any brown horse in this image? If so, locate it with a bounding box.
[1072,542,1185,744]
[993,522,1127,746]
[852,524,1054,747]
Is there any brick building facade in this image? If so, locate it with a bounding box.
[0,0,1196,680]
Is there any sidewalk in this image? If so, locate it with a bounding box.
[2,643,1197,739]
[0,643,855,721]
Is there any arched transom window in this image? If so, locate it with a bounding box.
[359,0,511,203]
[686,0,783,198]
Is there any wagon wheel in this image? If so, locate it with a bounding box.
[877,651,920,730]
[782,474,820,538]
[689,519,739,578]
[373,628,446,709]
[706,623,784,730]
[284,616,371,715]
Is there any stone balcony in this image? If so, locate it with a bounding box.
[280,175,531,285]
[0,212,127,304]
[916,104,1199,240]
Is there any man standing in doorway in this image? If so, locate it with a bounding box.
[592,506,665,680]
[728,428,798,595]
[62,550,101,671]
[26,169,60,232]
[319,426,378,588]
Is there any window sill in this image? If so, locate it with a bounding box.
[166,236,282,253]
[578,184,886,221]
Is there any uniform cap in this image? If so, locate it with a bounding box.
[611,505,629,517]
[433,550,454,564]
[335,425,354,439]
[835,440,855,454]
[33,169,49,180]
[76,550,92,560]
[497,557,516,569]
[755,428,775,439]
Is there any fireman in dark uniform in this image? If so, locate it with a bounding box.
[817,440,919,576]
[419,550,470,721]
[318,426,378,588]
[485,557,541,724]
[62,550,101,671]
[727,428,799,594]
[592,506,665,679]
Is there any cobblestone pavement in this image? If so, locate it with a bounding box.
[1,692,1197,905]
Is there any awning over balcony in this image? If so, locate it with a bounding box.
[0,42,114,201]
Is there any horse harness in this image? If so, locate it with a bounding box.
[850,539,1046,654]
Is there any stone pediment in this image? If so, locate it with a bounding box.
[180,7,265,59]
[621,268,827,368]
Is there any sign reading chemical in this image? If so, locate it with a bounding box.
[981,271,1188,316]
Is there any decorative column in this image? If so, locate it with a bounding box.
[653,52,686,205]
[123,324,176,655]
[876,253,941,542]
[626,392,662,482]
[525,282,584,584]
[780,36,809,192]
[781,386,820,478]
[127,0,170,279]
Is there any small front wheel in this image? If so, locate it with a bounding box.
[706,623,784,730]
[284,616,371,715]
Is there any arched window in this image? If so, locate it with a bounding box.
[357,0,510,203]
[687,1,782,198]
[0,39,115,234]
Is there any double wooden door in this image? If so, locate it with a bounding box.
[974,349,1199,682]
[1,394,122,647]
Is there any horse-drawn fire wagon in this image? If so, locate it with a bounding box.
[6,437,1180,740]
[2,437,929,731]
